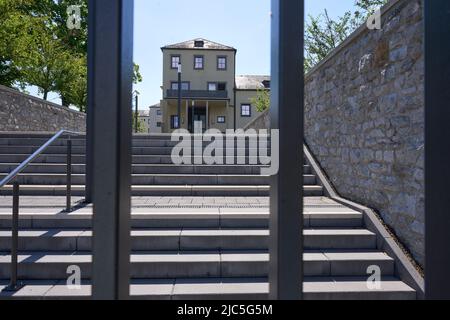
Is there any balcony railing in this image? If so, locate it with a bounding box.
[166,89,228,100]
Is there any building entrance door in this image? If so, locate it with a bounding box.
[188,107,207,132]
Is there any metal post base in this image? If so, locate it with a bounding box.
[2,282,24,293]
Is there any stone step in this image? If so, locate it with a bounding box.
[0,277,417,300]
[0,207,363,229]
[0,164,312,175]
[0,229,376,251]
[0,185,324,197]
[0,174,317,186]
[0,251,394,280]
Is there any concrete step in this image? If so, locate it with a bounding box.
[0,164,312,175]
[0,207,363,229]
[0,138,272,148]
[0,185,324,197]
[0,229,376,251]
[0,154,304,165]
[0,277,417,300]
[0,146,272,156]
[0,251,394,280]
[0,134,172,140]
[0,174,317,186]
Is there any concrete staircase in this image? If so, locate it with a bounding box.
[0,133,416,299]
[0,133,322,197]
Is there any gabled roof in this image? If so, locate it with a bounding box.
[235,75,271,90]
[161,38,236,51]
[137,110,150,117]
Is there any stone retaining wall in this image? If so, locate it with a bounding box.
[0,85,86,132]
[305,0,424,265]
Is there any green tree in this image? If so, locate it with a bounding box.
[132,112,146,133]
[305,0,388,72]
[250,88,270,113]
[0,0,142,112]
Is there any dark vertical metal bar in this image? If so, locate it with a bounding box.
[10,182,19,288]
[425,0,450,300]
[90,0,133,300]
[269,0,304,300]
[66,139,72,212]
[6,183,20,291]
[135,94,138,134]
[85,0,95,204]
[192,101,195,133]
[177,66,182,128]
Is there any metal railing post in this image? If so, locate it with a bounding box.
[4,182,22,292]
[66,139,72,212]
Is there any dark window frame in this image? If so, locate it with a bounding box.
[207,82,227,91]
[241,104,252,117]
[170,81,190,91]
[170,55,181,70]
[170,115,180,129]
[194,55,204,70]
[217,56,227,70]
[217,116,226,123]
[207,82,217,91]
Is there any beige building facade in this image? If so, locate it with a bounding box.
[160,39,270,133]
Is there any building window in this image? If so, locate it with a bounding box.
[157,122,162,128]
[194,55,204,70]
[171,115,180,129]
[171,82,190,91]
[194,40,204,48]
[156,110,162,116]
[241,104,251,117]
[217,56,227,70]
[171,55,180,69]
[208,82,226,91]
[217,116,226,123]
[208,82,217,91]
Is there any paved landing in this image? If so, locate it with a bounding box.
[0,196,341,211]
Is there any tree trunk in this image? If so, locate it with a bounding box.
[61,95,69,107]
[43,91,48,100]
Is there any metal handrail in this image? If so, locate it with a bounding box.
[0,129,83,292]
[0,130,83,188]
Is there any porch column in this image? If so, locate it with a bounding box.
[206,101,209,130]
[185,100,189,130]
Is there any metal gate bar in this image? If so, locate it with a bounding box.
[269,0,304,300]
[89,0,134,300]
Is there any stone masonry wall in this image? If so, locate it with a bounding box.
[305,0,424,265]
[0,85,86,132]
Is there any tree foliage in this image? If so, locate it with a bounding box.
[250,89,270,113]
[305,0,388,72]
[0,0,142,112]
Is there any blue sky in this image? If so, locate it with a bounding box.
[30,0,356,108]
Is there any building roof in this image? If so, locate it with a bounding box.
[138,110,149,117]
[161,38,236,51]
[235,75,271,90]
[149,103,160,109]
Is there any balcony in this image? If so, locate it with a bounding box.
[166,89,228,100]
